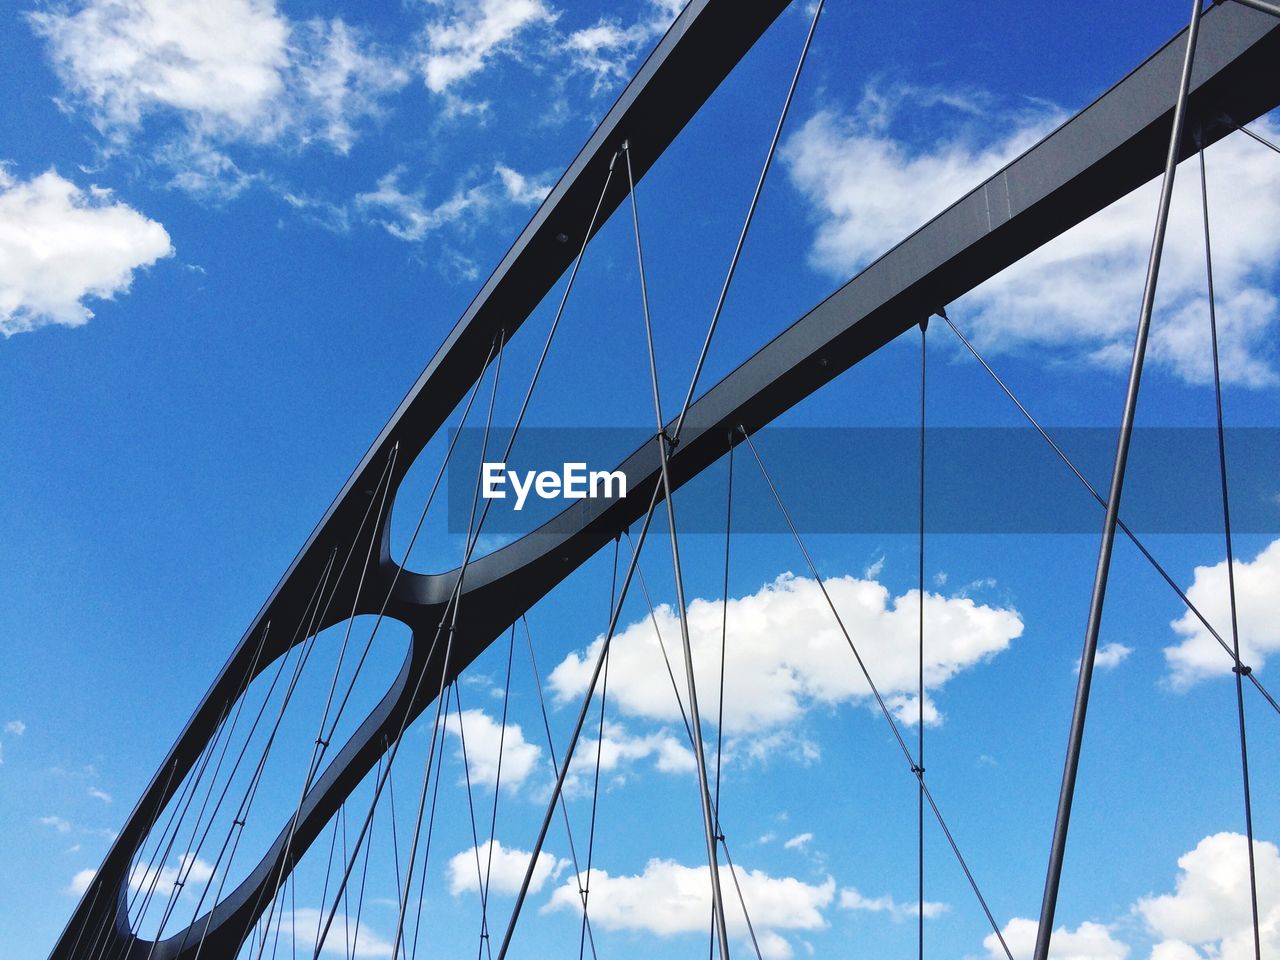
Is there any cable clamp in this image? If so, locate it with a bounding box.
[315,737,329,748]
[911,763,925,776]
[658,429,679,450]
[1234,663,1253,677]
[233,818,246,828]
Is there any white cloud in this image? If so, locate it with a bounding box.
[494,163,551,206]
[1137,832,1280,960]
[0,166,172,335]
[564,0,683,94]
[983,917,1129,960]
[283,908,394,959]
[128,853,214,898]
[4,720,26,736]
[447,839,564,896]
[30,1,408,194]
[783,832,812,850]
[444,707,541,790]
[784,90,1280,386]
[420,0,555,94]
[838,887,948,921]
[88,787,112,804]
[566,719,696,793]
[1089,642,1133,673]
[544,857,835,959]
[40,815,72,834]
[1164,538,1280,687]
[68,868,95,896]
[549,572,1022,737]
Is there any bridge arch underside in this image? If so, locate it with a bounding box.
[54,2,1280,958]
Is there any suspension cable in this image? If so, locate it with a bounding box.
[917,317,927,960]
[451,683,495,960]
[1237,123,1280,155]
[1199,144,1262,960]
[482,626,518,959]
[579,536,620,960]
[495,2,827,945]
[624,139,732,959]
[387,332,506,960]
[520,616,600,960]
[739,427,1014,960]
[1034,2,1204,953]
[253,448,401,956]
[187,551,340,959]
[937,311,1280,715]
[710,437,734,960]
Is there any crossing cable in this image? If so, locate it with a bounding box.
[310,792,344,959]
[917,318,927,960]
[402,682,461,960]
[624,138,733,960]
[738,428,1015,960]
[451,683,496,960]
[386,332,506,960]
[185,550,341,960]
[89,701,230,960]
[313,147,621,960]
[622,530,765,960]
[301,337,497,960]
[1034,2,1204,954]
[126,620,270,939]
[1199,143,1262,960]
[348,752,387,960]
[579,536,620,960]
[483,626,519,960]
[198,441,392,958]
[703,439,765,960]
[253,448,401,957]
[495,0,827,945]
[937,312,1280,716]
[519,616,601,960]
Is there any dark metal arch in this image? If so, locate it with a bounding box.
[53,2,1280,957]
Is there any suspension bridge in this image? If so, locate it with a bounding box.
[49,1,1280,958]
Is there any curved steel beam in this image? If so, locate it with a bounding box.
[52,2,1280,957]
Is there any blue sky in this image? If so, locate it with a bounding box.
[2,1,1279,959]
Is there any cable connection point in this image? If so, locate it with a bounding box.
[1234,663,1253,676]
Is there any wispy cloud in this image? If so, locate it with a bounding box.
[420,0,556,95]
[839,887,949,921]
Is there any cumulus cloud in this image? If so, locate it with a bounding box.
[566,719,696,793]
[838,887,948,921]
[784,89,1280,385]
[30,1,408,195]
[1164,538,1280,687]
[982,917,1129,960]
[0,166,172,335]
[544,858,835,959]
[420,0,555,94]
[1137,832,1280,960]
[564,0,683,93]
[444,707,541,790]
[549,572,1022,738]
[4,720,27,736]
[447,839,565,896]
